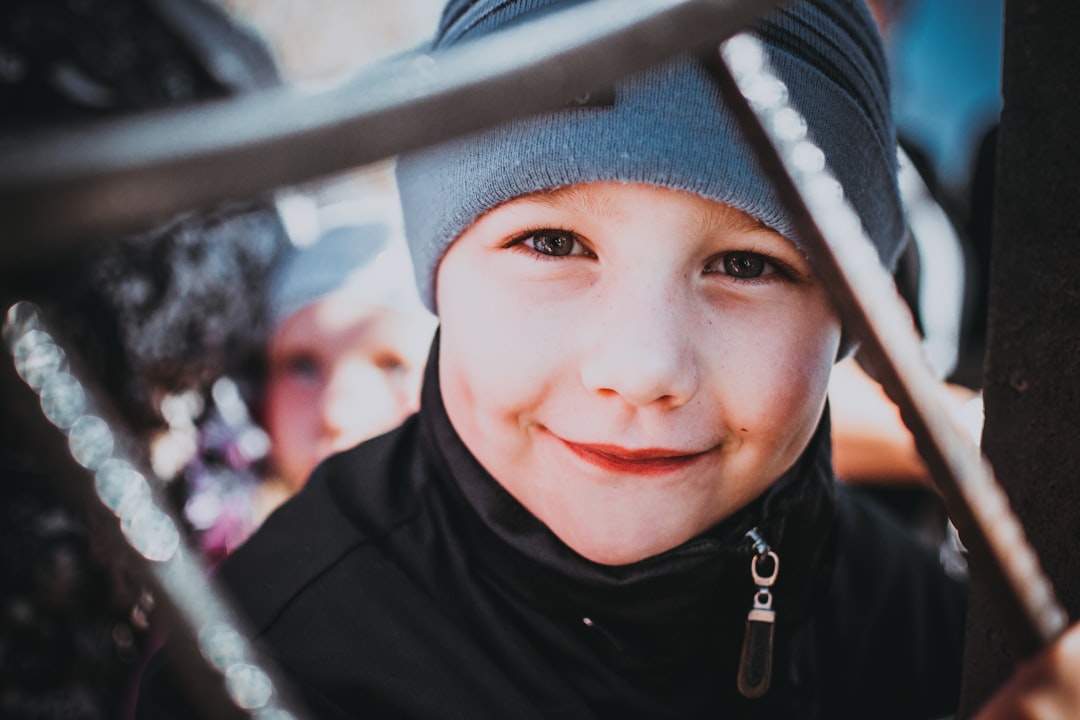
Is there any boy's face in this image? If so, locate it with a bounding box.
[436,182,841,565]
[265,295,436,491]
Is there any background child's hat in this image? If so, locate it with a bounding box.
[268,220,423,329]
[396,0,903,313]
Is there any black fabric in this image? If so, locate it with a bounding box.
[137,339,967,719]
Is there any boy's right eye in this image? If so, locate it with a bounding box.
[512,229,593,258]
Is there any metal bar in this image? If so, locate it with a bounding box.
[0,0,786,277]
[711,34,1068,654]
[2,302,309,720]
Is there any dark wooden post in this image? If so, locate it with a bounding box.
[958,0,1080,715]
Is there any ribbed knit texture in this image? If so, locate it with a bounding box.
[396,0,904,312]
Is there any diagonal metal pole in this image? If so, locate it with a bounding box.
[0,0,787,278]
[710,33,1068,655]
[2,301,310,719]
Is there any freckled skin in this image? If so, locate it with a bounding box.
[435,182,842,566]
[264,294,436,492]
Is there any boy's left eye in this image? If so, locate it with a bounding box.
[708,251,778,279]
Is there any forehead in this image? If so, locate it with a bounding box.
[504,182,787,238]
[273,296,424,344]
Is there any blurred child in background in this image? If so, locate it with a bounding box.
[176,202,437,560]
[261,211,438,497]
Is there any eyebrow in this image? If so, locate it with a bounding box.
[691,203,775,239]
[522,185,622,220]
[519,183,789,245]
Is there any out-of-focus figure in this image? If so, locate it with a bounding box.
[169,199,438,560]
[262,207,438,495]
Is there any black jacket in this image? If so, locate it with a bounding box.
[138,350,966,719]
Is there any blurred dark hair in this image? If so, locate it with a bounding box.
[33,201,289,433]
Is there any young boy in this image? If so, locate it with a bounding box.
[137,0,1080,717]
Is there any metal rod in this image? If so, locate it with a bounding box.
[2,302,309,719]
[712,33,1068,654]
[0,0,787,276]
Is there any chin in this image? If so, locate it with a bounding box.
[552,519,691,567]
[573,538,677,567]
[579,546,654,567]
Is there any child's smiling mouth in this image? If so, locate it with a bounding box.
[555,437,716,476]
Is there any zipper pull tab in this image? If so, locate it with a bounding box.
[737,529,779,699]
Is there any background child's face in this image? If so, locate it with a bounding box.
[435,182,842,565]
[264,293,436,491]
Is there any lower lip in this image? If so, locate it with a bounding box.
[556,439,710,476]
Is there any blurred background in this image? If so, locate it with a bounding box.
[213,0,445,208]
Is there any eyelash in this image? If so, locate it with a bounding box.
[504,227,798,282]
[704,250,798,283]
[505,227,594,260]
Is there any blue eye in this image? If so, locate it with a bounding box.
[284,354,322,383]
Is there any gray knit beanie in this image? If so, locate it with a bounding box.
[268,222,426,329]
[396,0,903,313]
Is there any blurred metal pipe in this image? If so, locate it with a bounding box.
[0,0,786,276]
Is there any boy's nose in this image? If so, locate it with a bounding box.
[579,281,699,409]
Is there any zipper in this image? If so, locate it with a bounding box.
[737,527,778,699]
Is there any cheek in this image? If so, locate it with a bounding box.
[438,313,536,447]
[264,412,306,489]
[338,369,414,436]
[265,380,317,451]
[437,262,574,433]
[710,298,840,450]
